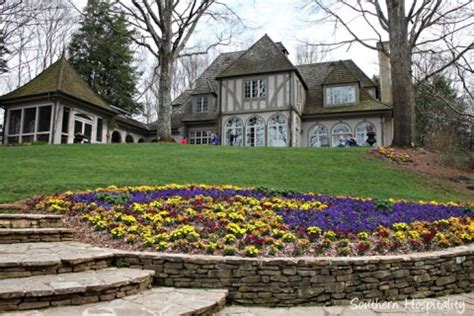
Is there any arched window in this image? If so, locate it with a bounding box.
[268,114,288,147]
[308,124,329,147]
[331,122,351,147]
[111,131,122,143]
[125,135,134,143]
[224,117,243,146]
[246,116,265,147]
[355,121,376,146]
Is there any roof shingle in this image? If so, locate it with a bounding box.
[0,56,113,111]
[217,34,295,78]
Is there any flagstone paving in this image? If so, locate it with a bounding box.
[220,292,474,315]
[3,288,228,316]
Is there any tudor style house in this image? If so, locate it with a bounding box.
[171,35,393,147]
[0,35,393,147]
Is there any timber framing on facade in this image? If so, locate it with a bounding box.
[0,35,393,147]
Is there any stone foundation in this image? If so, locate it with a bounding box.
[114,244,474,307]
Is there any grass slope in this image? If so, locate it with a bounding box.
[0,144,469,203]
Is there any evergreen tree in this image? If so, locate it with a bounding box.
[68,0,141,114]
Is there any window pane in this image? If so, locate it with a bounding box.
[244,81,251,98]
[23,108,36,133]
[326,86,356,105]
[38,106,51,132]
[8,110,21,135]
[258,80,266,97]
[309,125,329,148]
[61,135,68,144]
[251,80,258,97]
[22,135,34,143]
[74,121,82,135]
[96,118,103,142]
[62,107,70,134]
[8,136,19,144]
[36,134,50,143]
[84,124,92,141]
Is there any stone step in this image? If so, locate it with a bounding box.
[0,228,74,244]
[1,287,228,315]
[0,214,64,229]
[0,204,23,211]
[0,267,155,312]
[0,242,117,279]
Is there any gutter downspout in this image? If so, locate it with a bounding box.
[380,115,385,146]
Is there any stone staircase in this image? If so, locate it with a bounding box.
[0,211,227,315]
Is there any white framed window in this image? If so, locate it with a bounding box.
[224,117,243,146]
[268,114,288,147]
[74,113,93,143]
[196,96,208,112]
[7,105,52,144]
[355,121,376,146]
[331,122,352,147]
[325,85,357,106]
[244,79,266,98]
[189,130,212,145]
[308,124,329,148]
[246,116,265,147]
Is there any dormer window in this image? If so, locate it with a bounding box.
[196,96,208,112]
[244,79,266,98]
[325,85,357,106]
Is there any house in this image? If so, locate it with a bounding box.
[0,35,393,147]
[171,35,393,147]
[0,56,151,145]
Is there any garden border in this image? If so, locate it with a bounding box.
[113,243,474,306]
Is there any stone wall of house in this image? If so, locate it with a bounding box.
[114,244,474,307]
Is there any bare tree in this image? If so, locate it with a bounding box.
[295,40,327,64]
[171,53,211,98]
[1,0,76,90]
[118,0,242,141]
[307,0,473,147]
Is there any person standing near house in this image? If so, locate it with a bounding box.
[229,133,235,146]
[211,133,220,145]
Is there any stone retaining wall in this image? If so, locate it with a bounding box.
[0,229,73,244]
[0,215,63,229]
[114,244,474,307]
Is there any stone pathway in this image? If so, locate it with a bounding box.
[220,292,474,315]
[3,288,228,316]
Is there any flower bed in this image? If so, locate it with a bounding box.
[32,184,473,257]
[373,146,413,164]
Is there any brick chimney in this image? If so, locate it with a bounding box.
[377,41,392,106]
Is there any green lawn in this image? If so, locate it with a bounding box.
[0,144,470,203]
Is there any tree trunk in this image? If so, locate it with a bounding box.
[386,0,416,147]
[157,54,173,140]
[156,0,173,141]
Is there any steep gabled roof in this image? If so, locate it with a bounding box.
[296,60,389,115]
[0,56,113,111]
[322,61,359,85]
[217,34,295,78]
[192,51,245,95]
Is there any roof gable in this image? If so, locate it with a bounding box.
[218,34,295,78]
[0,56,112,111]
[322,61,359,85]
